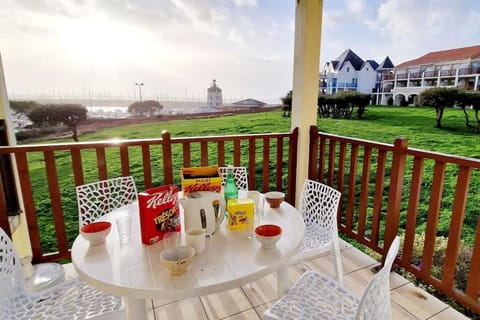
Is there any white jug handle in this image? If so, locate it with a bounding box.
[215,194,226,227]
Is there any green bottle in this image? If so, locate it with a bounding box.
[224,165,238,204]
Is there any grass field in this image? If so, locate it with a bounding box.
[50,105,479,158]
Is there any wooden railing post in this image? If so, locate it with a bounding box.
[287,127,298,206]
[383,137,408,261]
[161,131,173,184]
[308,125,319,180]
[0,179,10,236]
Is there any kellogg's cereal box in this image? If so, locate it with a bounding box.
[138,184,180,245]
[181,167,222,195]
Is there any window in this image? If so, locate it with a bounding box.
[346,67,350,72]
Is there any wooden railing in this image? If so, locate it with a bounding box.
[308,125,480,313]
[2,125,480,312]
[0,129,298,262]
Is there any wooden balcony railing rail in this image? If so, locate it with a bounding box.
[0,129,298,263]
[308,125,480,313]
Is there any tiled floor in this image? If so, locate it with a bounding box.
[63,240,470,319]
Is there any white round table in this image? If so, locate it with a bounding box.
[72,196,305,320]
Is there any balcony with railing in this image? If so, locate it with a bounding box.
[0,125,479,318]
[424,70,439,78]
[383,73,395,80]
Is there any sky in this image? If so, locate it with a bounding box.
[1,0,479,104]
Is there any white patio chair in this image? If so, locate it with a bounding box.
[264,236,400,320]
[76,176,137,226]
[219,166,248,191]
[0,227,123,320]
[291,179,343,282]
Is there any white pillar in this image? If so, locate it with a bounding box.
[0,53,32,257]
[291,0,323,206]
[474,75,479,91]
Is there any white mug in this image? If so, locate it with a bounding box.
[186,228,206,255]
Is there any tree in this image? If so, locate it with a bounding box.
[418,87,459,128]
[467,91,480,133]
[280,90,292,117]
[456,90,474,129]
[338,91,370,119]
[28,104,87,142]
[9,100,39,114]
[128,100,163,117]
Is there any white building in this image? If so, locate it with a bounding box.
[378,45,480,105]
[320,49,392,97]
[207,79,222,108]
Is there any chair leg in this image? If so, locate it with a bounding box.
[332,239,343,284]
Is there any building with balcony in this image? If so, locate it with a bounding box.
[320,49,393,99]
[377,44,480,105]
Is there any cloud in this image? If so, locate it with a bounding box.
[346,0,366,15]
[231,0,257,8]
[369,0,480,62]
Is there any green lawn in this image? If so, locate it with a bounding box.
[50,105,479,158]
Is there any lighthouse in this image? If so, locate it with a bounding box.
[207,79,223,108]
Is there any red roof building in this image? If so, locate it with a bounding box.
[376,45,480,105]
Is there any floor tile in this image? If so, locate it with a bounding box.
[62,262,78,280]
[254,301,277,319]
[154,297,207,320]
[304,253,342,279]
[391,300,419,320]
[391,283,449,320]
[222,308,262,320]
[353,263,410,290]
[428,307,472,320]
[151,297,182,308]
[241,274,278,307]
[201,288,252,320]
[340,246,378,274]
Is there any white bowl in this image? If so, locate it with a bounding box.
[265,191,285,208]
[255,224,282,249]
[80,221,111,245]
[160,245,195,276]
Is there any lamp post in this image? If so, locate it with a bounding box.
[135,82,144,102]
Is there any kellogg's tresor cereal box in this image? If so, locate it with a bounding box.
[181,166,222,195]
[138,184,180,245]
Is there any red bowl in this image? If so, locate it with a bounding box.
[255,224,282,237]
[255,224,282,249]
[81,221,111,233]
[80,221,111,245]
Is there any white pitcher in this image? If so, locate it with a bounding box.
[179,192,226,235]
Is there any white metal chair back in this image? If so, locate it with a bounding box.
[264,236,400,320]
[0,227,25,310]
[0,227,123,319]
[219,166,248,191]
[294,179,343,282]
[76,176,137,226]
[355,236,400,320]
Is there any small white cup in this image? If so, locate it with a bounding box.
[116,214,131,243]
[185,228,206,255]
